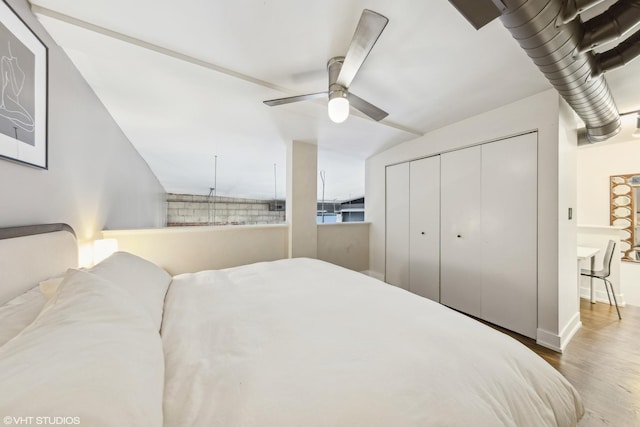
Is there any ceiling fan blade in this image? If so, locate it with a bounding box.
[263,92,327,106]
[348,92,388,121]
[337,9,389,88]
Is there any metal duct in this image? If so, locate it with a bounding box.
[593,29,640,76]
[578,0,640,53]
[500,0,620,142]
[558,0,608,25]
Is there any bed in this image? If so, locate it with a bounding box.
[0,224,584,426]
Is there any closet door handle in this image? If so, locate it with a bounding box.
[421,232,425,235]
[457,234,462,238]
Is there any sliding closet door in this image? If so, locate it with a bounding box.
[440,146,482,317]
[385,163,410,290]
[481,133,537,338]
[409,156,440,301]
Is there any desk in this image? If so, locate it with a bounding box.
[577,246,600,303]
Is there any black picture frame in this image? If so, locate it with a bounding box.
[0,0,48,169]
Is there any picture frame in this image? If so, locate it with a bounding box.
[0,0,47,169]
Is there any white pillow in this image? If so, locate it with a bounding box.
[39,276,65,300]
[0,286,45,347]
[0,269,164,425]
[88,251,172,330]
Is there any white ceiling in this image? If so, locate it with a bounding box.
[30,0,640,200]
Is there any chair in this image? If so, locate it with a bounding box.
[580,240,621,319]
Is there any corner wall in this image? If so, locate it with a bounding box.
[366,89,578,351]
[556,99,580,345]
[0,0,166,241]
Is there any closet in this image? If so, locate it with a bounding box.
[385,132,537,338]
[385,156,440,300]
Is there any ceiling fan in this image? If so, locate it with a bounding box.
[263,9,389,123]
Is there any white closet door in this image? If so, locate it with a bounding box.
[385,163,410,290]
[440,146,482,317]
[481,133,537,338]
[409,156,440,301]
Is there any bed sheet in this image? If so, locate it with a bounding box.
[161,258,583,427]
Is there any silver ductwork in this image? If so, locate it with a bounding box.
[500,0,621,142]
[593,26,640,76]
[449,0,640,143]
[558,0,608,25]
[578,0,640,53]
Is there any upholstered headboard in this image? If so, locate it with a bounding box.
[0,224,78,305]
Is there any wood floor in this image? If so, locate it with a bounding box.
[496,299,640,426]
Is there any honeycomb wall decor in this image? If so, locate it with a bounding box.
[610,174,640,262]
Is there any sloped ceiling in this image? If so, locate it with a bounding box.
[30,0,640,200]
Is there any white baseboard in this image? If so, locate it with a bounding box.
[579,286,626,307]
[536,311,582,353]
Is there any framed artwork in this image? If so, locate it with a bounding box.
[0,0,47,169]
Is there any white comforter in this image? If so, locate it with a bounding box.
[161,258,583,427]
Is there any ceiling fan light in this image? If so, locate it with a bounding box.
[328,96,350,123]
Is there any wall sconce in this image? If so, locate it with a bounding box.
[78,242,94,268]
[78,238,119,268]
[93,238,118,264]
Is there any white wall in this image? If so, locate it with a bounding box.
[103,225,289,275]
[287,140,318,258]
[317,222,369,272]
[577,138,640,224]
[104,222,370,275]
[577,137,640,307]
[0,0,165,241]
[557,100,579,340]
[366,89,579,351]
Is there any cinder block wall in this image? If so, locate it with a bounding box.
[167,193,285,226]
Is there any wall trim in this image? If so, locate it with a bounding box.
[103,224,288,237]
[317,222,370,227]
[382,129,538,168]
[536,311,582,353]
[579,288,626,307]
[536,329,562,352]
[0,223,75,240]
